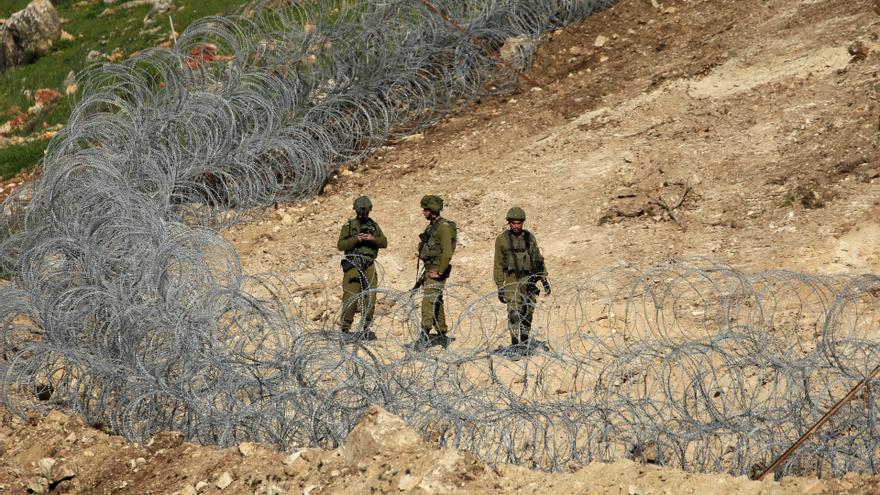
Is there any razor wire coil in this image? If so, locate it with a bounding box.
[1,0,880,480]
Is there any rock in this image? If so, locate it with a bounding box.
[256,482,285,495]
[281,214,294,225]
[345,406,423,465]
[499,35,538,67]
[60,30,74,42]
[63,70,76,87]
[848,40,868,61]
[174,485,197,495]
[86,50,104,63]
[569,46,586,56]
[37,458,56,479]
[103,0,118,3]
[216,472,233,490]
[195,480,208,491]
[238,442,259,457]
[57,466,75,482]
[593,35,608,48]
[147,431,184,451]
[622,151,635,163]
[283,449,310,465]
[146,0,174,21]
[0,0,61,69]
[398,474,420,491]
[26,477,48,494]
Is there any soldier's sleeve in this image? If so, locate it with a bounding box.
[493,235,505,288]
[435,221,454,273]
[531,233,547,278]
[372,222,388,249]
[337,221,357,251]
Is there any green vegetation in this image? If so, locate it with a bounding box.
[0,0,250,178]
[0,140,44,179]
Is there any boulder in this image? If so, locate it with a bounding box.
[345,406,423,465]
[0,0,61,69]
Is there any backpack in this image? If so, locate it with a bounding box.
[444,219,458,254]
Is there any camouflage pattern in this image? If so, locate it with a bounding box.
[493,229,546,343]
[418,217,454,335]
[420,194,444,213]
[505,206,526,221]
[337,216,387,332]
[353,196,373,213]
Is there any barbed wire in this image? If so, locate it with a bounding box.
[0,0,878,480]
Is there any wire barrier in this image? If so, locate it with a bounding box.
[0,0,879,480]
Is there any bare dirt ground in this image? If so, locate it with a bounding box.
[228,0,880,294]
[2,0,880,493]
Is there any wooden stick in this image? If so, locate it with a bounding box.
[757,364,880,480]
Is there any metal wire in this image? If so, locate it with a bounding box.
[1,0,878,480]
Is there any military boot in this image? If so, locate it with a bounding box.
[361,321,377,341]
[407,328,431,351]
[437,334,454,349]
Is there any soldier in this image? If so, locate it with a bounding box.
[410,194,456,350]
[337,196,388,340]
[493,206,551,353]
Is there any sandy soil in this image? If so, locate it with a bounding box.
[1,0,880,493]
[227,0,880,296]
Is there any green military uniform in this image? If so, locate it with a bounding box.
[417,195,454,340]
[337,197,388,334]
[493,207,548,345]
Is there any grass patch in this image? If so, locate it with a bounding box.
[0,140,46,180]
[0,0,251,177]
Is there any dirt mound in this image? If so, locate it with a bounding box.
[2,404,870,494]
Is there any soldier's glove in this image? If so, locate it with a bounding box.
[541,278,552,296]
[497,287,507,304]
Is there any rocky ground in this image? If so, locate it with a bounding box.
[2,404,878,494]
[1,0,880,493]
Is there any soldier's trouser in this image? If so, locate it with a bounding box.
[340,264,377,331]
[420,279,447,335]
[503,274,536,343]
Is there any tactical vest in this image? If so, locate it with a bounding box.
[504,230,535,276]
[345,218,380,261]
[418,218,456,263]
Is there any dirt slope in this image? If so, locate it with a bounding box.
[227,0,879,294]
[1,404,874,494]
[2,0,880,493]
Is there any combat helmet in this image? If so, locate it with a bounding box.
[353,196,372,215]
[420,195,443,213]
[506,206,526,222]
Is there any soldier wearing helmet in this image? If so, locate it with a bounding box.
[410,194,456,350]
[493,206,551,354]
[337,195,388,340]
